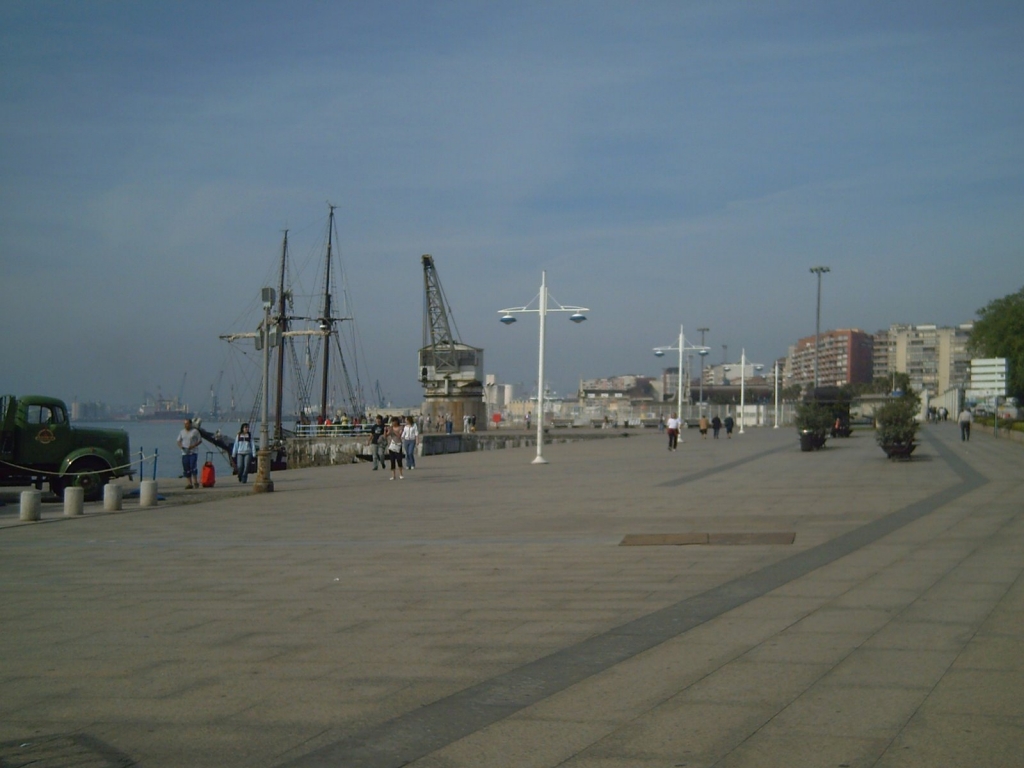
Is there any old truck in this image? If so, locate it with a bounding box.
[0,395,131,500]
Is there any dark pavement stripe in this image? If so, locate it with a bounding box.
[276,431,986,768]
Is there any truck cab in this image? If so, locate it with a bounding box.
[0,395,131,500]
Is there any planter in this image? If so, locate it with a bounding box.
[881,442,916,460]
[799,430,827,452]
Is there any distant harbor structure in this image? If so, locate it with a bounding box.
[418,255,487,429]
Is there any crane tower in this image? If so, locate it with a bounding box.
[419,255,487,430]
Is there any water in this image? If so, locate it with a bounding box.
[84,420,241,481]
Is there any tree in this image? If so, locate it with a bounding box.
[969,286,1024,401]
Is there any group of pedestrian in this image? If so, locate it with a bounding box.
[667,411,737,449]
[692,413,735,441]
[367,415,419,479]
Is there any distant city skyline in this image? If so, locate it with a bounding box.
[3,3,1022,410]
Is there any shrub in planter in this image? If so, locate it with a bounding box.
[875,397,920,459]
[795,401,832,451]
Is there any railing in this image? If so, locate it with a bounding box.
[293,424,370,438]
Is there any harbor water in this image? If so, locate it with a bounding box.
[85,420,241,481]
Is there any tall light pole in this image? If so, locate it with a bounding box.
[499,271,588,465]
[773,359,780,429]
[737,349,764,434]
[254,287,275,493]
[655,326,709,421]
[697,327,709,411]
[810,266,830,390]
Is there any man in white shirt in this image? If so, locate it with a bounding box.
[177,418,202,488]
[666,412,682,451]
[958,408,973,442]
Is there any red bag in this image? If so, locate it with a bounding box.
[200,452,216,488]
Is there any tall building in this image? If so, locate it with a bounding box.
[872,330,892,381]
[785,329,874,389]
[887,323,973,396]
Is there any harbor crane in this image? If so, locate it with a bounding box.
[419,255,486,428]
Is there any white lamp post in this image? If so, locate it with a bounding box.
[499,271,588,465]
[738,349,764,435]
[773,359,780,429]
[654,326,710,422]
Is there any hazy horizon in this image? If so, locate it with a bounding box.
[3,2,1021,409]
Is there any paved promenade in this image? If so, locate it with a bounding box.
[1,423,1022,767]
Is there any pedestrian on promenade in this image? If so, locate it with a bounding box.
[386,417,405,480]
[177,418,202,489]
[711,414,722,438]
[367,415,387,470]
[402,415,419,470]
[958,407,973,442]
[724,414,734,438]
[666,412,681,451]
[231,422,254,484]
[699,414,709,439]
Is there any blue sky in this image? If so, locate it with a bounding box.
[2,1,1022,411]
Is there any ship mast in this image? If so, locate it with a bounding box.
[274,229,289,439]
[319,206,335,421]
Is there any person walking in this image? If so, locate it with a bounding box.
[666,412,681,451]
[402,415,419,470]
[958,407,973,442]
[177,418,202,489]
[724,414,734,438]
[231,422,254,484]
[367,415,387,470]
[386,417,405,479]
[711,415,722,439]
[699,414,709,439]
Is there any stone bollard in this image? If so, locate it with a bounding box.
[139,480,159,507]
[103,483,123,512]
[19,490,42,521]
[64,486,85,516]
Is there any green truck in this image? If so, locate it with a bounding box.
[0,395,131,500]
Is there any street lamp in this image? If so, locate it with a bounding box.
[254,287,276,493]
[738,348,764,434]
[773,359,781,429]
[697,327,709,411]
[654,326,710,422]
[498,271,588,465]
[810,266,830,390]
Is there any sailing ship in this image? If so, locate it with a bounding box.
[212,205,368,467]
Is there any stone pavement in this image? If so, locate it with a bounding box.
[1,423,1022,767]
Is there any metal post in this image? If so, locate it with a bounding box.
[810,266,830,390]
[254,292,275,493]
[697,327,709,412]
[677,325,684,420]
[739,348,746,434]
[533,272,548,464]
[773,359,780,429]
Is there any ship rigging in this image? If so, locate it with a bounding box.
[218,205,369,446]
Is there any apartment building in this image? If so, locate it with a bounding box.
[785,329,874,389]
[886,323,973,396]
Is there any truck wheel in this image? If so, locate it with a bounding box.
[61,457,112,502]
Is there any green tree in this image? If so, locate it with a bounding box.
[969,286,1024,401]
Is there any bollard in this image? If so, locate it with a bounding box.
[19,490,42,521]
[103,483,123,512]
[64,486,85,516]
[139,480,159,507]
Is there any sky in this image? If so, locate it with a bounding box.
[2,1,1022,412]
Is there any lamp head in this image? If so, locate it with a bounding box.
[654,349,665,358]
[500,314,517,325]
[569,312,586,324]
